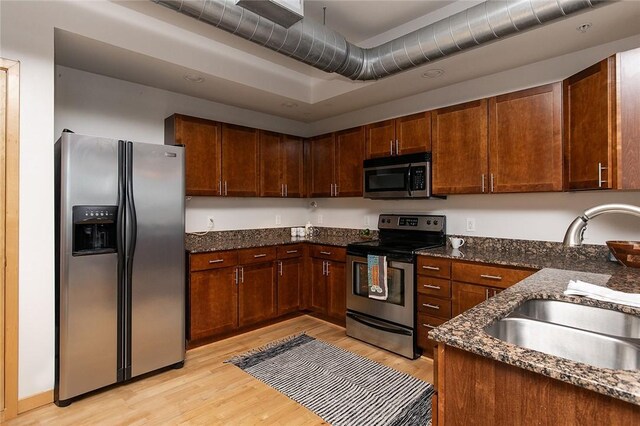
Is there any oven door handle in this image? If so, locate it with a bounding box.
[347,312,412,336]
[406,164,412,197]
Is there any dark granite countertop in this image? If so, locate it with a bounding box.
[424,237,640,405]
[185,227,376,253]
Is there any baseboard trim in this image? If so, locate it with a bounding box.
[18,390,53,414]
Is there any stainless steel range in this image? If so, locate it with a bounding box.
[346,214,446,359]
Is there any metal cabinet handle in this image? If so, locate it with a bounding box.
[330,183,334,197]
[490,173,495,193]
[395,139,399,155]
[390,140,394,156]
[285,184,288,197]
[322,260,327,275]
[480,274,502,280]
[281,184,284,197]
[253,253,267,258]
[422,265,440,271]
[278,261,283,276]
[208,259,224,264]
[240,266,244,283]
[423,303,440,310]
[286,250,298,254]
[598,162,608,188]
[218,180,222,195]
[234,267,239,284]
[423,284,441,290]
[335,184,339,196]
[485,288,490,299]
[481,174,485,193]
[224,181,228,196]
[326,261,330,275]
[422,323,436,329]
[320,251,332,255]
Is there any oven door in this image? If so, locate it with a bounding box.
[363,164,411,198]
[346,254,414,328]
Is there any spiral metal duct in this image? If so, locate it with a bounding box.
[153,0,609,81]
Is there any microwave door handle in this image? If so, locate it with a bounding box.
[406,164,412,197]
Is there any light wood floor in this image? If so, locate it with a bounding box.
[10,316,433,425]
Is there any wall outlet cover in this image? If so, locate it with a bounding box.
[317,214,323,224]
[207,216,215,230]
[466,218,476,232]
[275,214,282,225]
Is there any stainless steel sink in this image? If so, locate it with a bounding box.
[484,299,640,370]
[512,299,640,339]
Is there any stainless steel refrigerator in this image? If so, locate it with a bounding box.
[54,132,185,406]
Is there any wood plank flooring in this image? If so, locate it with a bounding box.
[9,316,433,425]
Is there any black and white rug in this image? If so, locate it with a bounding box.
[226,333,434,426]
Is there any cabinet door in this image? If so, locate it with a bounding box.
[451,281,498,317]
[168,114,221,196]
[396,112,431,155]
[309,134,335,197]
[281,135,305,197]
[489,84,563,193]
[222,124,260,196]
[189,267,237,340]
[365,119,396,159]
[238,263,277,327]
[327,261,346,321]
[259,130,283,197]
[310,258,327,313]
[432,100,488,194]
[563,57,616,190]
[277,258,301,315]
[335,127,365,197]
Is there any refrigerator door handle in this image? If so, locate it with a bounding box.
[124,142,138,379]
[116,140,127,381]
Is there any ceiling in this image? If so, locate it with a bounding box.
[55,1,640,123]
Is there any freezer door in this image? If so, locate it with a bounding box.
[56,134,120,401]
[127,142,185,377]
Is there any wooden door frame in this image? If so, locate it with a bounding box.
[1,57,20,421]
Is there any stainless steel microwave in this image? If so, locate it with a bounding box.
[363,152,432,199]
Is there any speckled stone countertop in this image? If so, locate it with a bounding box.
[185,227,377,253]
[425,237,640,405]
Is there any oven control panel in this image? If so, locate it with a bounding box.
[378,214,445,232]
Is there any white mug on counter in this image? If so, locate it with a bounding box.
[449,237,465,249]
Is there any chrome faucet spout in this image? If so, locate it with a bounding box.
[563,204,640,247]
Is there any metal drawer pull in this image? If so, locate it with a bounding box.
[485,288,490,299]
[253,253,267,258]
[320,251,332,255]
[480,274,502,280]
[422,323,436,329]
[423,303,440,310]
[422,265,440,271]
[424,284,441,290]
[208,259,224,264]
[286,250,298,254]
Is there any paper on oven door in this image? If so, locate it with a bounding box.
[367,255,388,300]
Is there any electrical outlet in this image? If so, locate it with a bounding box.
[275,215,282,225]
[207,216,215,230]
[317,214,323,225]
[466,218,476,232]
[364,216,370,227]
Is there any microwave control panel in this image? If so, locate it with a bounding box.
[411,166,426,190]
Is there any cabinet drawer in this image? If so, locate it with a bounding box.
[190,250,238,271]
[417,256,451,279]
[417,313,447,357]
[309,244,346,261]
[417,294,452,319]
[237,246,277,265]
[452,261,534,289]
[277,244,304,259]
[417,276,451,298]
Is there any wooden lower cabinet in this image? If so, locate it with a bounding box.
[238,262,277,327]
[327,261,346,320]
[437,345,640,425]
[451,281,502,317]
[189,266,238,340]
[310,257,328,314]
[277,257,302,315]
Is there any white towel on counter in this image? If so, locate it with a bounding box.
[564,280,640,308]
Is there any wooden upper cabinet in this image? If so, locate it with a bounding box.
[259,130,283,197]
[432,100,488,195]
[281,135,304,197]
[165,114,221,196]
[222,124,260,196]
[563,58,616,190]
[564,47,640,191]
[335,126,365,197]
[365,113,431,159]
[365,119,396,158]
[489,83,563,193]
[395,112,432,155]
[309,133,335,197]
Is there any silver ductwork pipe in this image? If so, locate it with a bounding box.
[153,0,609,81]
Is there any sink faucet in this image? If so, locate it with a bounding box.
[563,203,640,247]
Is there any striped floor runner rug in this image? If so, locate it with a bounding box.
[226,333,434,426]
